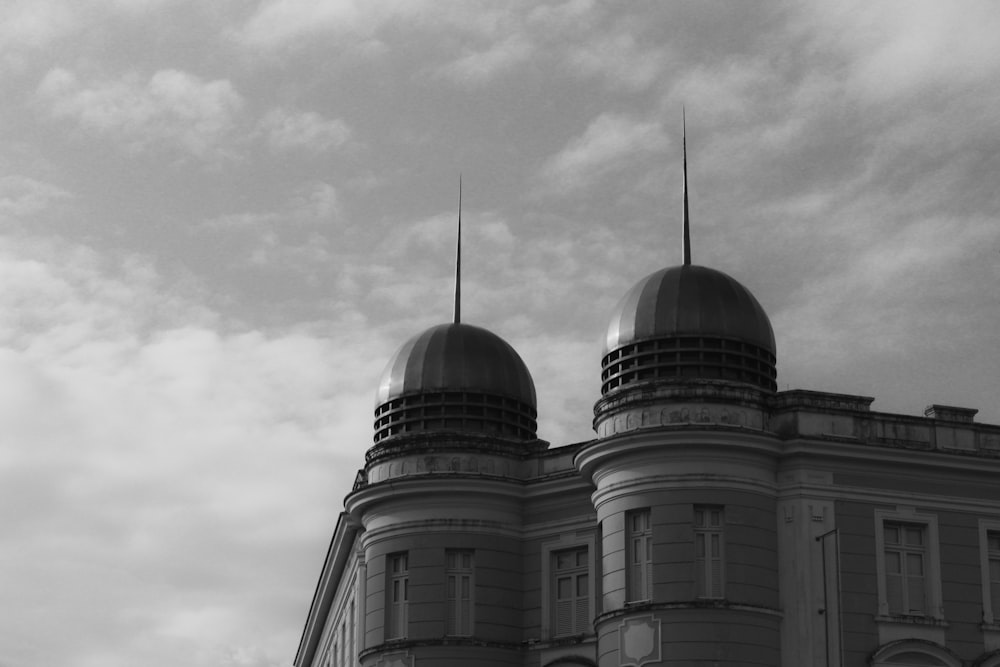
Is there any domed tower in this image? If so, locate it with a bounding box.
[577,121,783,667]
[346,190,541,667]
[372,321,537,445]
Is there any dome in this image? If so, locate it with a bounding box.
[602,264,776,395]
[373,323,537,443]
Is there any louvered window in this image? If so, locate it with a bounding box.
[627,509,653,602]
[446,550,474,636]
[386,552,409,639]
[552,547,590,636]
[990,532,1000,620]
[694,506,724,599]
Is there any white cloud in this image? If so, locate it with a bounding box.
[564,31,668,92]
[236,0,389,50]
[258,108,352,153]
[0,175,72,219]
[37,68,244,159]
[798,1,1000,102]
[201,180,341,230]
[538,112,670,194]
[436,33,534,84]
[0,1,77,72]
[0,233,381,667]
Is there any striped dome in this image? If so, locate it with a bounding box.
[373,323,536,442]
[602,265,776,394]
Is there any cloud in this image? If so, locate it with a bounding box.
[0,175,72,219]
[258,108,352,153]
[0,233,382,667]
[235,0,391,51]
[36,68,244,159]
[797,1,1000,103]
[198,182,344,278]
[0,1,77,72]
[564,31,668,92]
[538,112,670,194]
[201,182,342,231]
[435,33,534,84]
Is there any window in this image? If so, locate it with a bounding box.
[348,599,355,666]
[446,550,473,636]
[989,532,1000,619]
[386,552,409,639]
[553,547,590,636]
[874,508,943,623]
[626,509,653,602]
[694,506,724,598]
[883,522,927,615]
[980,521,1000,625]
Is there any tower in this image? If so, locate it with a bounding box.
[345,191,544,667]
[576,123,782,665]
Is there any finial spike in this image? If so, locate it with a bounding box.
[682,108,691,266]
[454,175,462,324]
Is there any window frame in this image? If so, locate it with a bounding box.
[540,533,596,639]
[552,546,591,637]
[445,549,474,636]
[626,509,653,603]
[693,505,725,599]
[873,508,943,621]
[979,519,1000,627]
[386,552,410,640]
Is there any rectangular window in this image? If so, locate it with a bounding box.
[626,509,653,602]
[553,546,589,636]
[694,506,724,598]
[883,522,927,615]
[446,550,474,636]
[875,509,943,621]
[348,599,354,667]
[386,552,409,639]
[989,531,1000,621]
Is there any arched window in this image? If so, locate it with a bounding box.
[870,639,962,667]
[972,649,1000,667]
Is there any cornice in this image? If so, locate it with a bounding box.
[779,436,1000,475]
[294,512,361,667]
[344,474,526,518]
[575,427,781,480]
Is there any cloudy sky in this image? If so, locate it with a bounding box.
[2,1,999,665]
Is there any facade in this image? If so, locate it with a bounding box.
[293,212,1000,667]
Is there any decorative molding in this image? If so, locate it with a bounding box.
[618,615,661,667]
[869,639,961,667]
[596,403,765,438]
[375,650,413,667]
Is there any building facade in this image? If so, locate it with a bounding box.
[293,234,1000,667]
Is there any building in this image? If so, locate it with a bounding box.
[293,159,1000,667]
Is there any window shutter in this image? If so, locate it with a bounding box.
[460,574,471,635]
[886,572,903,614]
[575,594,589,634]
[990,551,1000,618]
[556,598,572,635]
[644,538,653,599]
[709,534,722,597]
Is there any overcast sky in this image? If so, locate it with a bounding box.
[2,1,999,665]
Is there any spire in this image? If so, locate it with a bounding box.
[454,175,462,324]
[682,108,691,266]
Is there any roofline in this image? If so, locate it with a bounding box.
[293,512,361,667]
